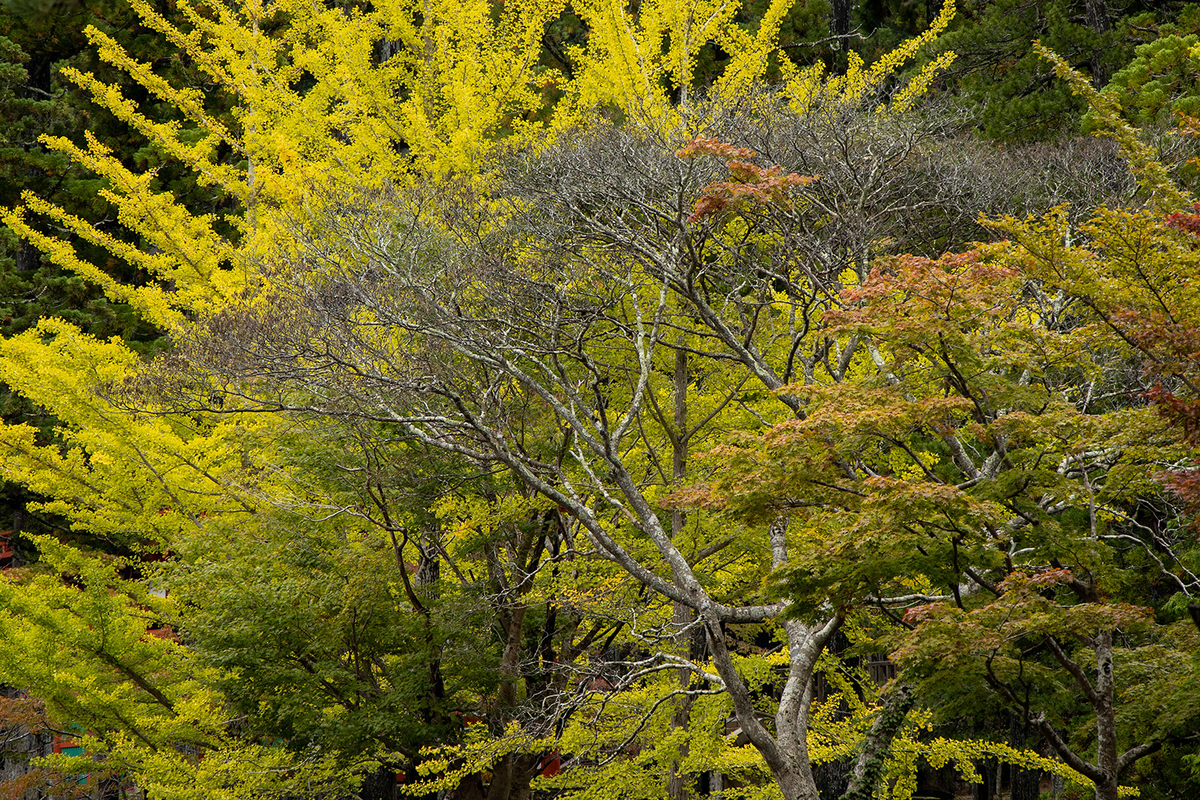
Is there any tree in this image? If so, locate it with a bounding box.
[135,18,1189,799]
[702,240,1200,800]
[928,0,1187,141]
[0,0,187,557]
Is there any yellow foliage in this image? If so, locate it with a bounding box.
[782,1,955,115]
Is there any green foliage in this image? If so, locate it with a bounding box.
[930,1,1183,141]
[0,535,355,798]
[1093,31,1200,126]
[702,235,1200,797]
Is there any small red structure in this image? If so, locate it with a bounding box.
[536,751,561,777]
[0,530,13,567]
[51,735,84,758]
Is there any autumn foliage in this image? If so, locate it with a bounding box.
[2,2,1200,800]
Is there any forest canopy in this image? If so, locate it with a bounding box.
[1,2,1200,800]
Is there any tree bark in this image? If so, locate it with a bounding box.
[1093,632,1120,800]
[831,0,852,75]
[1010,767,1041,800]
[494,752,539,800]
[926,0,944,27]
[1085,0,1110,34]
[360,765,397,800]
[497,605,527,707]
[702,607,836,800]
[669,347,693,800]
[839,684,914,800]
[830,0,851,38]
[15,242,39,273]
[1008,712,1041,800]
[416,538,446,708]
[453,774,486,800]
[973,760,996,800]
[814,758,852,800]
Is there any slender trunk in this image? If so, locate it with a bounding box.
[814,760,853,800]
[15,241,38,273]
[780,657,819,800]
[1027,630,1142,800]
[973,760,996,800]
[497,605,528,707]
[840,684,915,800]
[1092,631,1120,800]
[1084,0,1112,87]
[1008,713,1041,800]
[672,348,687,518]
[245,15,260,259]
[703,609,817,800]
[1010,767,1041,800]
[1085,0,1110,34]
[830,0,852,75]
[926,0,943,27]
[830,0,850,38]
[669,347,694,800]
[417,540,446,707]
[755,520,839,800]
[360,765,398,800]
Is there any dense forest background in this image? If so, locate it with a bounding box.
[2,1,1200,799]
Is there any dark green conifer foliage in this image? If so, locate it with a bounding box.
[931,1,1187,140]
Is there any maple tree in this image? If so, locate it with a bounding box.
[693,47,1200,795]
[63,9,992,800]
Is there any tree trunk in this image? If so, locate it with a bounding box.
[417,539,446,708]
[926,0,943,27]
[497,605,527,707]
[488,754,514,800]
[830,0,850,38]
[360,765,397,800]
[1094,777,1120,800]
[1085,0,1110,34]
[452,774,486,800]
[702,608,831,800]
[1093,632,1120,800]
[15,241,39,273]
[1083,0,1112,87]
[669,347,693,800]
[1008,712,1040,800]
[973,760,996,800]
[1010,767,1040,800]
[814,758,851,800]
[840,684,914,800]
[486,752,539,800]
[830,0,852,74]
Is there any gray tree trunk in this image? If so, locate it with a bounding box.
[839,684,914,800]
[669,347,693,800]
